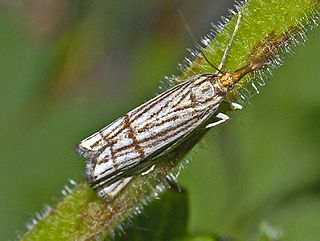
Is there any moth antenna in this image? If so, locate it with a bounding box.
[178,9,223,74]
[217,11,242,71]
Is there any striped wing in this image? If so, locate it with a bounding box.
[76,73,223,193]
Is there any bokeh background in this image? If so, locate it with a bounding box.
[0,1,319,240]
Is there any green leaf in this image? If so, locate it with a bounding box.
[172,234,233,241]
[173,236,216,241]
[112,189,188,241]
[258,222,282,241]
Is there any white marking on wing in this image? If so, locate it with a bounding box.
[112,136,133,151]
[98,177,132,200]
[101,117,124,137]
[80,133,102,150]
[114,152,141,166]
[94,162,115,178]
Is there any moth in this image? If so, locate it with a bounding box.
[76,12,260,200]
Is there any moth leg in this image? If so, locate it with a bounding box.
[222,99,243,111]
[205,113,230,129]
[97,177,132,201]
[229,101,243,110]
[165,173,182,192]
[141,164,155,176]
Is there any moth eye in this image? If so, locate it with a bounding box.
[229,82,235,89]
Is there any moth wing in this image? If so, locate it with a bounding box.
[76,115,143,188]
[97,177,132,201]
[77,74,222,195]
[76,79,196,188]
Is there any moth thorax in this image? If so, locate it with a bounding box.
[191,80,215,104]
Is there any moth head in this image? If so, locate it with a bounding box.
[216,72,235,92]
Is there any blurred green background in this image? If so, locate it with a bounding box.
[0,1,319,240]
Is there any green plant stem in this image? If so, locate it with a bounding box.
[20,0,319,240]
